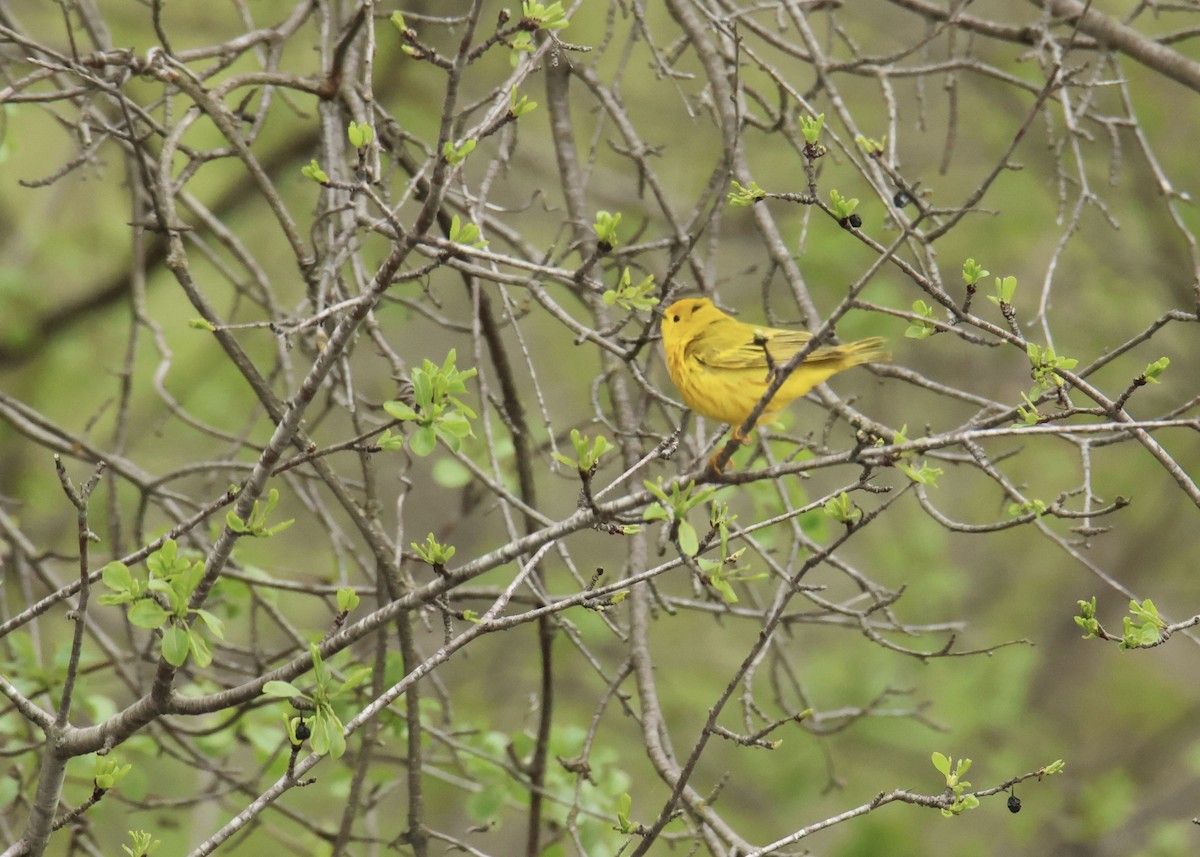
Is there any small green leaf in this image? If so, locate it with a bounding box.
[147,540,180,576]
[376,428,406,450]
[146,578,174,598]
[727,179,765,207]
[161,625,191,666]
[448,213,487,248]
[603,268,659,312]
[347,120,374,149]
[522,0,569,30]
[442,139,477,166]
[1144,356,1170,383]
[508,30,533,64]
[642,502,669,523]
[311,709,347,758]
[800,113,825,144]
[898,460,943,486]
[193,608,225,639]
[437,411,473,438]
[962,258,989,286]
[708,574,737,603]
[593,210,622,247]
[509,86,537,117]
[988,274,1017,306]
[102,562,133,592]
[383,401,420,421]
[122,831,160,857]
[335,667,373,696]
[413,533,456,566]
[854,134,886,155]
[616,792,635,832]
[300,159,329,184]
[822,491,861,524]
[263,680,304,698]
[1015,390,1042,426]
[264,518,295,537]
[829,188,859,219]
[1075,597,1101,640]
[93,757,132,792]
[188,628,213,668]
[677,520,699,557]
[337,588,360,613]
[904,300,937,340]
[128,599,169,629]
[1075,614,1099,638]
[410,426,437,457]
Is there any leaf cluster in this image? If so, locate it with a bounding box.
[383,350,478,456]
[643,478,717,557]
[262,644,372,759]
[100,540,226,668]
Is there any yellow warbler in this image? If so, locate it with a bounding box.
[661,297,888,442]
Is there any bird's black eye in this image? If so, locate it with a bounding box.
[672,314,681,323]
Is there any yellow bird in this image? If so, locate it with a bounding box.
[660,297,887,457]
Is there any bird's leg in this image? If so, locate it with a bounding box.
[707,428,752,472]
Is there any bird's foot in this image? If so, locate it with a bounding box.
[707,430,752,473]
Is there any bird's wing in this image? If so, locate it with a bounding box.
[688,327,820,370]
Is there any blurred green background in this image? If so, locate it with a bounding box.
[2,1,1199,855]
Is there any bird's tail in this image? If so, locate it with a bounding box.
[843,336,890,366]
[813,336,890,368]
